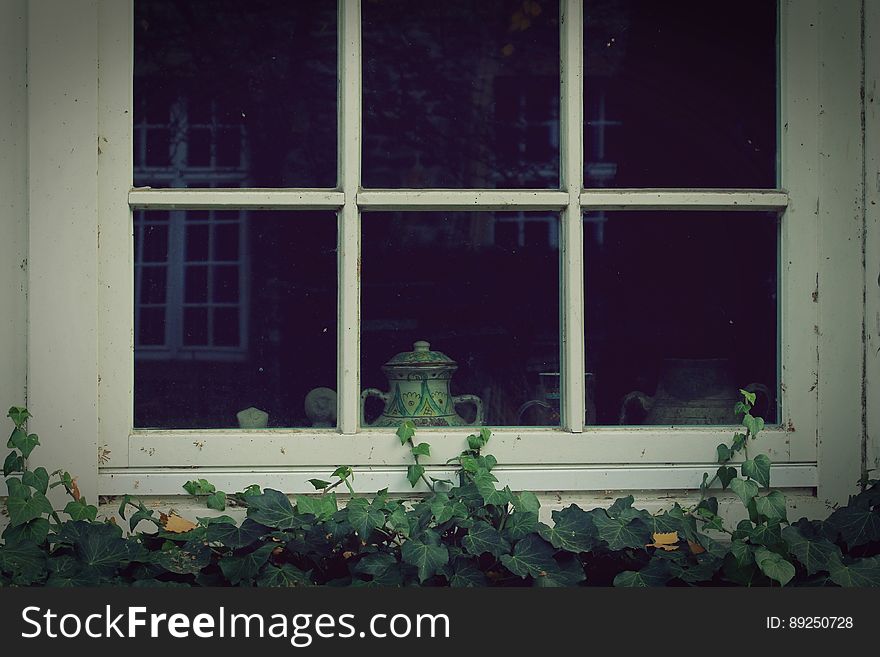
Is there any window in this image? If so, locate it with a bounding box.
[92,0,826,494]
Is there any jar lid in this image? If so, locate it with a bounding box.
[384,340,457,367]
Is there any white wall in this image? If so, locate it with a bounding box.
[0,1,28,418]
[866,0,880,481]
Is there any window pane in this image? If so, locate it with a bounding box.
[363,0,560,188]
[584,211,778,426]
[138,307,165,346]
[135,212,338,429]
[584,0,777,188]
[134,0,337,188]
[362,212,560,427]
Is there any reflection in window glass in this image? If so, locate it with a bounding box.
[363,0,560,188]
[584,212,778,426]
[584,0,777,188]
[362,213,560,427]
[135,212,337,429]
[134,0,337,188]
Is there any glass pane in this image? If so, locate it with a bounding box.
[584,1,777,188]
[141,225,168,263]
[212,266,239,303]
[134,0,337,188]
[135,212,337,429]
[183,307,209,346]
[584,211,778,426]
[213,224,239,262]
[138,307,165,346]
[363,0,560,188]
[140,267,166,304]
[186,225,209,261]
[362,212,560,427]
[213,307,240,347]
[184,266,208,303]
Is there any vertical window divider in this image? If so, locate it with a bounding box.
[560,0,585,432]
[338,0,362,434]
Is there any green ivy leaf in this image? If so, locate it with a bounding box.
[331,465,353,480]
[6,488,53,527]
[206,519,270,549]
[11,432,39,459]
[3,451,23,476]
[219,544,276,585]
[781,525,841,575]
[257,563,312,587]
[2,517,50,546]
[742,414,765,438]
[740,389,757,406]
[7,406,32,428]
[827,554,880,587]
[613,559,672,587]
[296,492,338,520]
[749,521,784,548]
[401,531,449,583]
[733,401,751,416]
[352,552,397,579]
[514,491,541,514]
[149,545,212,575]
[592,509,652,551]
[742,454,771,488]
[472,471,500,503]
[532,554,586,588]
[0,540,47,585]
[729,477,759,507]
[206,491,227,511]
[45,555,100,587]
[504,511,539,542]
[347,497,386,538]
[387,505,411,537]
[411,442,431,458]
[396,420,416,445]
[716,443,731,463]
[824,506,880,550]
[448,556,487,588]
[21,467,50,495]
[182,479,216,496]
[717,466,737,490]
[651,506,685,535]
[754,547,795,586]
[462,520,511,558]
[6,428,24,450]
[754,491,787,523]
[538,505,598,553]
[238,484,262,498]
[63,499,98,521]
[74,523,131,578]
[128,505,161,533]
[246,488,299,529]
[607,496,635,517]
[731,433,747,453]
[500,534,558,579]
[307,479,331,491]
[729,539,755,568]
[406,464,426,488]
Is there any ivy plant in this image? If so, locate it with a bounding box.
[2,402,879,588]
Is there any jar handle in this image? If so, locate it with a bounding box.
[619,391,653,425]
[452,394,484,426]
[360,388,389,427]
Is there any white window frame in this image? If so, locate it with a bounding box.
[24,0,865,502]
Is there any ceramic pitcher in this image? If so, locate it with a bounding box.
[619,358,770,425]
[361,340,484,427]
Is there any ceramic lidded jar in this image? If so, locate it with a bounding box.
[361,340,484,427]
